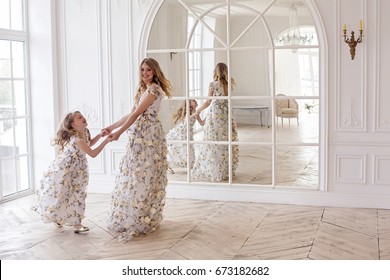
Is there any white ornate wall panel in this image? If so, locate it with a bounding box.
[335,154,367,184]
[109,0,132,122]
[374,155,390,184]
[62,0,103,129]
[376,0,390,131]
[110,149,125,174]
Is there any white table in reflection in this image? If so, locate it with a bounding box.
[232,105,270,127]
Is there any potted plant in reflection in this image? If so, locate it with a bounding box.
[304,102,315,114]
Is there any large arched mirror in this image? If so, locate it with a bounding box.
[147,0,319,189]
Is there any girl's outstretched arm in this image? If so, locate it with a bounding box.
[191,112,205,126]
[76,137,111,158]
[195,85,213,115]
[90,129,109,147]
[196,115,205,126]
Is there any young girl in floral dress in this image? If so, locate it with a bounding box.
[166,99,205,173]
[105,58,173,242]
[32,111,110,233]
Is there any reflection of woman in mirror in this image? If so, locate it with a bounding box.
[166,99,205,174]
[192,62,239,182]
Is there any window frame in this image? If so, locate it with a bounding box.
[0,0,33,201]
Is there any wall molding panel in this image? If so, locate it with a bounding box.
[110,149,125,174]
[375,0,390,132]
[335,154,367,184]
[373,155,390,185]
[61,0,103,129]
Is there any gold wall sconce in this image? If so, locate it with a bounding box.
[343,20,363,60]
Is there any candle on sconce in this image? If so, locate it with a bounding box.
[360,20,363,30]
[343,24,346,31]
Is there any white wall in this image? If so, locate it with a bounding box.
[29,0,58,189]
[30,0,390,209]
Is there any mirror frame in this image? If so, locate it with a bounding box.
[139,0,328,191]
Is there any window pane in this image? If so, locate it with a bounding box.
[275,48,319,97]
[233,144,272,185]
[275,98,319,143]
[167,142,189,182]
[15,117,28,155]
[233,99,272,143]
[14,80,26,116]
[0,40,11,78]
[275,146,318,189]
[12,41,25,78]
[0,80,12,107]
[1,157,17,196]
[18,155,29,191]
[0,0,10,29]
[11,0,24,31]
[191,143,231,182]
[231,48,273,97]
[0,119,14,149]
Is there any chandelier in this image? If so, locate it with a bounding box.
[276,3,313,48]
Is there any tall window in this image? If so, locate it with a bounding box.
[188,15,202,97]
[0,0,31,199]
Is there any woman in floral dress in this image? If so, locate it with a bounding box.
[166,99,205,172]
[105,58,173,242]
[32,111,110,233]
[192,62,239,182]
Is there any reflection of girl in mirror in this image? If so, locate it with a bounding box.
[166,99,205,173]
[192,62,239,182]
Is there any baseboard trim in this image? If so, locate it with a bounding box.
[89,181,390,209]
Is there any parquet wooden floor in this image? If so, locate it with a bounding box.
[1,193,389,260]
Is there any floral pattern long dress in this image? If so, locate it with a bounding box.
[192,81,239,181]
[32,136,89,226]
[107,84,168,242]
[166,115,196,168]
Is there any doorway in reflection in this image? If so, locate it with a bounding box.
[146,0,321,189]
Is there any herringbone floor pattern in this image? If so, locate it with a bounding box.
[0,194,389,260]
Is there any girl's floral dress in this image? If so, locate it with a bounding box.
[192,81,239,182]
[32,136,89,226]
[107,84,168,242]
[166,115,196,168]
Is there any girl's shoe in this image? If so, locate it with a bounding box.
[54,222,63,228]
[74,226,89,234]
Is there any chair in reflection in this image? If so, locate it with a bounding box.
[275,94,299,126]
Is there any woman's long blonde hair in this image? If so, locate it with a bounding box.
[172,100,196,125]
[136,57,174,101]
[52,111,90,151]
[213,62,236,96]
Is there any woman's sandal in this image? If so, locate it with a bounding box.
[74,226,89,234]
[168,167,175,174]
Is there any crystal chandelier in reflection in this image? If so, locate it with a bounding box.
[276,3,313,48]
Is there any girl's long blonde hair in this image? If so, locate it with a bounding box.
[136,57,174,101]
[52,111,90,151]
[172,100,196,125]
[213,62,236,96]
